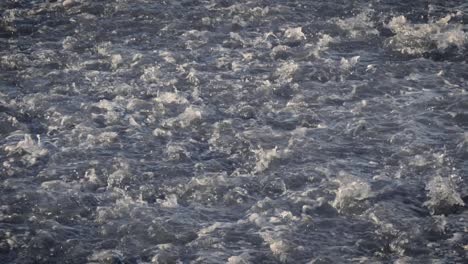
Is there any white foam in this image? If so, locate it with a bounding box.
[163,106,203,128]
[275,61,299,81]
[424,176,465,214]
[140,65,162,83]
[340,56,360,71]
[334,11,378,38]
[165,143,190,161]
[111,54,122,69]
[198,222,235,237]
[269,240,290,262]
[88,250,123,263]
[155,92,189,105]
[159,194,179,208]
[284,27,306,42]
[4,134,48,165]
[385,14,467,55]
[228,252,252,264]
[153,128,172,138]
[332,172,372,213]
[253,146,280,173]
[307,34,334,58]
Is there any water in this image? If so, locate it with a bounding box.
[1,0,467,263]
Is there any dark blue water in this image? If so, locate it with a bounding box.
[1,1,467,263]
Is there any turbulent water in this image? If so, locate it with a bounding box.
[1,0,468,263]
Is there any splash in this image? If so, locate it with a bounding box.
[385,14,467,55]
[424,176,465,215]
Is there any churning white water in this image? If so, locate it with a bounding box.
[0,0,468,263]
